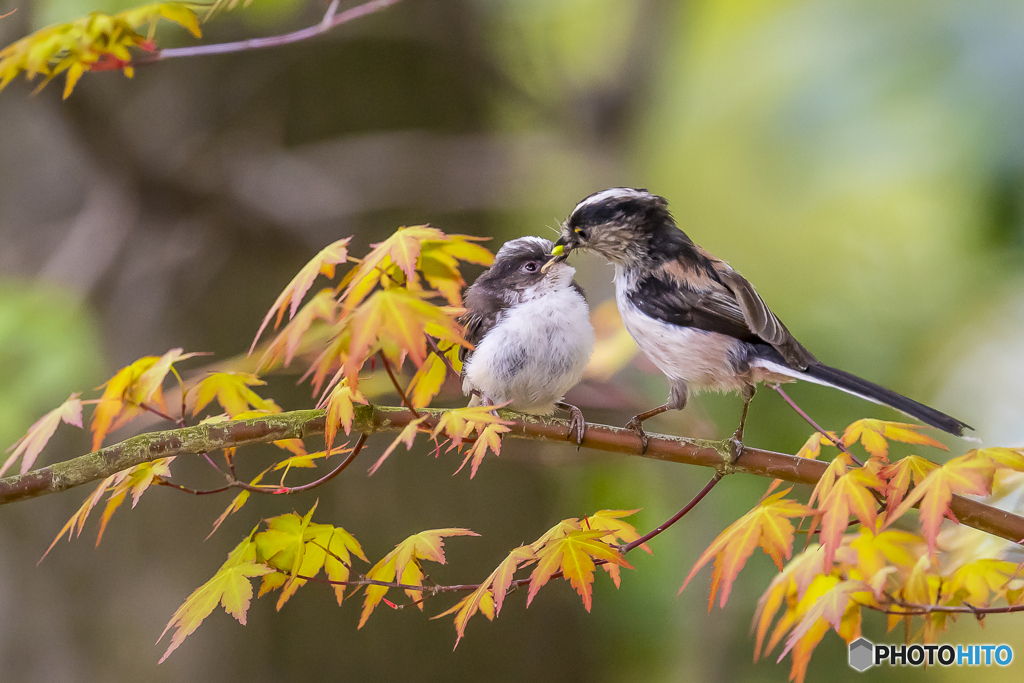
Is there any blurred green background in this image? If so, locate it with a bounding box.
[1,0,1023,681]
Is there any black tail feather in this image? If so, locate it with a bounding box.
[802,363,971,437]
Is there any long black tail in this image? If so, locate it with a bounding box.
[802,363,971,437]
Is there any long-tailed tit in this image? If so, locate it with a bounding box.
[549,188,970,452]
[461,236,595,444]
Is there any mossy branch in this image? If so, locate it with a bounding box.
[1,404,1022,546]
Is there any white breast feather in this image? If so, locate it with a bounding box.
[613,266,748,394]
[464,286,595,414]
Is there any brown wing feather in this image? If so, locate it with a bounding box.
[712,264,817,369]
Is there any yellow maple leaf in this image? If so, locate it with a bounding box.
[681,488,812,610]
[941,559,1019,607]
[250,239,349,354]
[0,3,202,99]
[2,393,82,476]
[407,341,461,408]
[255,502,319,580]
[842,419,947,460]
[527,529,631,612]
[190,372,276,417]
[157,532,273,662]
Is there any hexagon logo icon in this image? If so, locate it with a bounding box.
[849,638,874,672]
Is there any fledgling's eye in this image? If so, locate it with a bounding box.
[521,261,539,273]
[575,228,589,240]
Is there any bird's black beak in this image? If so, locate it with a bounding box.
[542,235,574,273]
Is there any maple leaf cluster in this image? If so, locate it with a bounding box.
[8,226,499,559]
[158,504,647,660]
[0,3,201,99]
[682,419,1024,683]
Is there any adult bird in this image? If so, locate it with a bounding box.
[548,188,970,453]
[460,236,595,444]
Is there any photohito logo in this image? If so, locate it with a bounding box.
[848,638,1014,671]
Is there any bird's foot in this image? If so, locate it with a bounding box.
[556,402,586,448]
[728,429,744,465]
[625,416,650,455]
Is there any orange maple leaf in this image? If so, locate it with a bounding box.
[41,475,113,561]
[257,288,339,371]
[2,393,82,476]
[681,488,812,610]
[96,458,175,544]
[342,289,468,389]
[339,226,447,314]
[884,451,996,557]
[318,378,367,455]
[879,454,938,514]
[433,545,535,646]
[527,529,631,612]
[89,349,202,449]
[359,528,478,628]
[842,419,947,460]
[250,238,350,354]
[816,466,886,569]
[369,415,428,476]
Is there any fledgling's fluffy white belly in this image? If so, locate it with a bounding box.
[464,289,595,414]
[616,288,748,393]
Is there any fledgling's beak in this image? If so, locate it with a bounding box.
[541,235,574,273]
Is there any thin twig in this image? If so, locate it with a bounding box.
[622,471,724,552]
[135,0,403,64]
[139,402,181,425]
[772,384,864,467]
[425,335,462,381]
[380,352,420,418]
[159,434,367,496]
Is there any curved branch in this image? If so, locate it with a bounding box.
[1,405,1022,546]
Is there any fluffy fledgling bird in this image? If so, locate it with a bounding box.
[549,187,970,451]
[460,236,596,443]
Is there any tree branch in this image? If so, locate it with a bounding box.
[1,405,1022,547]
[134,0,403,64]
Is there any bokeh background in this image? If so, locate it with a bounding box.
[1,0,1023,681]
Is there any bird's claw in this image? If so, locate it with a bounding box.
[557,402,586,448]
[728,429,744,464]
[625,416,649,455]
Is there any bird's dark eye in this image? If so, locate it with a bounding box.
[522,261,539,273]
[575,228,588,240]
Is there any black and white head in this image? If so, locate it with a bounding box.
[551,188,687,268]
[471,236,576,305]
